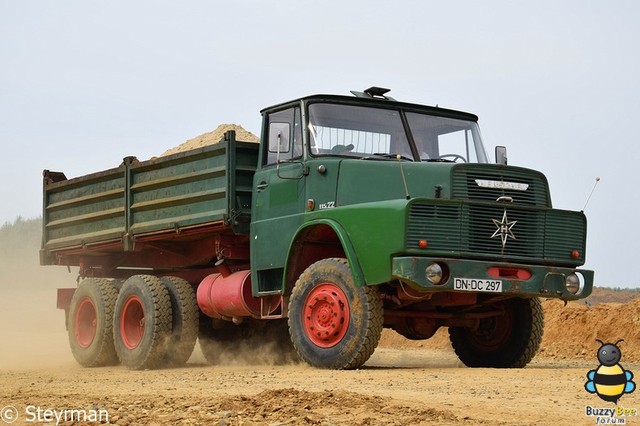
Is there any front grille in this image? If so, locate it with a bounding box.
[465,204,544,257]
[452,165,550,207]
[544,209,587,262]
[407,204,462,254]
[407,202,586,265]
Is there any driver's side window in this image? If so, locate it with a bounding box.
[265,107,303,166]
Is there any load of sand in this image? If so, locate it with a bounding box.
[160,124,259,157]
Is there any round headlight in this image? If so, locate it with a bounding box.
[565,273,581,294]
[425,263,443,285]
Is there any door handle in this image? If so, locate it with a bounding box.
[256,182,269,190]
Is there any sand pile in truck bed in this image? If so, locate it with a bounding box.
[160,124,259,157]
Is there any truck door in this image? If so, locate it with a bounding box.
[251,106,306,294]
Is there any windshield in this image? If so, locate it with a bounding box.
[308,103,489,163]
[308,103,412,159]
[405,112,488,163]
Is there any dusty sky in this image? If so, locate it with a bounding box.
[1,1,638,287]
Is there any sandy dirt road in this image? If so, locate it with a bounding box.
[1,343,638,426]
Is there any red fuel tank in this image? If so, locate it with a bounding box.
[197,270,279,319]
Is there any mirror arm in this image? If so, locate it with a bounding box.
[276,132,281,168]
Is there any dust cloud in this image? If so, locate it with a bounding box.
[0,218,301,371]
[0,218,76,369]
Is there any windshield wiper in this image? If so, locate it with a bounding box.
[422,158,455,163]
[361,153,414,161]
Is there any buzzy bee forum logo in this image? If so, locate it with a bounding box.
[584,339,637,424]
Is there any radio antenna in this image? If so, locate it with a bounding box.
[582,176,600,212]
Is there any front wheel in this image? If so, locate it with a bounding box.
[449,297,544,368]
[288,258,383,370]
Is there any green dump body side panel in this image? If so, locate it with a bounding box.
[43,166,127,251]
[41,137,258,263]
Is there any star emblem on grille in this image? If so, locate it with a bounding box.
[491,210,517,249]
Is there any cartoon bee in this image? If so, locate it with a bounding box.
[585,339,636,404]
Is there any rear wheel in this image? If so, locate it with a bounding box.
[113,275,172,370]
[288,258,383,370]
[68,278,119,367]
[449,297,544,368]
[160,276,199,367]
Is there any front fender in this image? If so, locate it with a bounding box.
[285,218,366,288]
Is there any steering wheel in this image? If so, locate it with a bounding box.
[438,153,467,163]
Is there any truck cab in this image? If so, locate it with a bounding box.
[249,87,592,368]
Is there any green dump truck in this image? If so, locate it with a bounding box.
[41,87,594,370]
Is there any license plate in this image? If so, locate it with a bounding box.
[453,278,502,293]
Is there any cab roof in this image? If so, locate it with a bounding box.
[260,88,479,122]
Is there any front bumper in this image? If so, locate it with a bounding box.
[392,256,594,301]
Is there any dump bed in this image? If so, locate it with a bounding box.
[40,132,258,268]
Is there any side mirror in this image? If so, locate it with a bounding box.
[268,122,291,154]
[495,146,508,165]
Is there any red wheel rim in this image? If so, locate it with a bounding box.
[302,283,350,348]
[74,297,97,348]
[120,295,145,350]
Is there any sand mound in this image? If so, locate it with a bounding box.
[160,124,259,157]
[379,294,640,363]
[540,296,640,362]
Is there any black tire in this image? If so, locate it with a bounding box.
[160,276,199,367]
[449,297,544,368]
[113,275,172,370]
[67,278,119,367]
[288,258,383,370]
[198,316,299,365]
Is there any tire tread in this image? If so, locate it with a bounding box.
[449,297,544,368]
[114,275,172,370]
[68,278,119,367]
[289,258,383,370]
[160,276,199,367]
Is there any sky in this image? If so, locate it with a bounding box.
[1,1,639,288]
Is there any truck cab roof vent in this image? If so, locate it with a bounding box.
[350,86,396,101]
